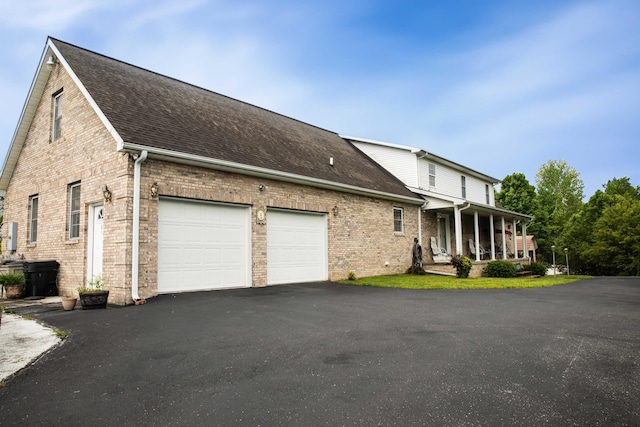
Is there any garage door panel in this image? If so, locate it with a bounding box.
[267,210,327,285]
[158,199,250,293]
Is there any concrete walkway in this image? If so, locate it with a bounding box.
[0,297,62,382]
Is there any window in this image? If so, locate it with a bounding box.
[429,163,436,187]
[485,184,490,204]
[393,207,404,233]
[461,176,467,199]
[53,91,63,141]
[29,195,39,243]
[69,183,81,239]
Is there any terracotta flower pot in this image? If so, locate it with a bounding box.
[61,297,77,311]
[4,285,24,299]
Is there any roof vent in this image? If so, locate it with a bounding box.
[329,157,334,167]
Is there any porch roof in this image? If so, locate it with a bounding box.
[416,191,533,221]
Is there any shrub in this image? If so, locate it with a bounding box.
[348,271,357,281]
[0,272,25,287]
[528,262,547,277]
[485,261,516,278]
[451,256,473,278]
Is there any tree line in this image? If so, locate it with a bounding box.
[496,160,640,276]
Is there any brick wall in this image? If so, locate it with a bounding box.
[1,64,132,303]
[138,159,420,295]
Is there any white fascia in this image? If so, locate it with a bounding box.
[120,142,425,205]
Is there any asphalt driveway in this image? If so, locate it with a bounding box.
[1,277,639,426]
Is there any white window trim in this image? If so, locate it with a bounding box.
[461,176,467,199]
[53,91,63,141]
[428,163,436,187]
[393,207,404,234]
[69,182,81,240]
[29,195,38,243]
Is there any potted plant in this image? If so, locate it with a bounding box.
[77,274,109,310]
[61,295,78,311]
[0,272,26,299]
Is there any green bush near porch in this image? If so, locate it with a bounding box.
[485,261,517,278]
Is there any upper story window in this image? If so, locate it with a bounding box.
[69,182,81,239]
[29,195,39,243]
[461,176,467,199]
[428,163,436,187]
[485,184,491,204]
[53,90,63,141]
[393,207,404,234]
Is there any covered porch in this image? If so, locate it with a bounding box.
[417,196,533,265]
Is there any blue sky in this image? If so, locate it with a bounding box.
[1,0,638,199]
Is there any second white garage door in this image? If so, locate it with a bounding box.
[267,209,328,285]
[158,198,251,293]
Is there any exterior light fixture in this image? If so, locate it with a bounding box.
[150,182,159,198]
[102,185,112,203]
[332,206,339,216]
[46,56,57,70]
[258,184,265,191]
[551,245,556,278]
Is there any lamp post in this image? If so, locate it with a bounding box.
[564,247,569,277]
[551,245,556,278]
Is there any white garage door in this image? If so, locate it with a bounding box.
[267,209,328,285]
[158,198,250,293]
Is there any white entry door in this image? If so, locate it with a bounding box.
[267,209,328,285]
[88,205,104,280]
[158,198,251,293]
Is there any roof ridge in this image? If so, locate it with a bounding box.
[48,37,337,136]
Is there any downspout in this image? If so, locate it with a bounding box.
[132,150,148,303]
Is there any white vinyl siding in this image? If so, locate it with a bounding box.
[350,141,419,187]
[418,158,494,205]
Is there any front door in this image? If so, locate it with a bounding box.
[88,204,104,280]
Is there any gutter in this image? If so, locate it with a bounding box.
[120,143,424,206]
[132,150,148,303]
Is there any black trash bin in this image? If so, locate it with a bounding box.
[23,260,60,298]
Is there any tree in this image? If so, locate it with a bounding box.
[495,173,536,215]
[533,160,584,261]
[559,177,639,274]
[583,196,640,275]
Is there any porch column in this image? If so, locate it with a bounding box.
[512,219,518,259]
[474,210,480,261]
[454,205,463,255]
[522,221,528,260]
[501,217,507,260]
[489,214,495,260]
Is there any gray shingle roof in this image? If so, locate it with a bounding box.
[52,38,419,200]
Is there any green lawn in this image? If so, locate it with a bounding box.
[340,274,592,289]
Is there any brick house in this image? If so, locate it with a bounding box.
[0,38,425,304]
